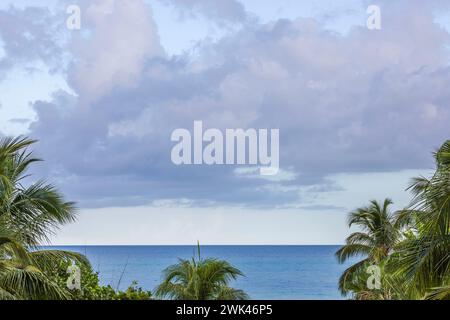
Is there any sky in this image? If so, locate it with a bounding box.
[0,0,449,244]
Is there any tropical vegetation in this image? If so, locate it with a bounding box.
[155,244,248,300]
[336,140,450,300]
[2,135,447,300]
[0,137,150,300]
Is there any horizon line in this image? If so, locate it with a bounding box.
[43,243,344,246]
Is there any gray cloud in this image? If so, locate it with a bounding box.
[0,6,64,77]
[68,0,165,103]
[4,0,449,208]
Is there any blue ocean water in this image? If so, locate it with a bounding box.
[49,245,351,300]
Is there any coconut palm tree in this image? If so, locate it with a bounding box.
[0,137,79,246]
[425,285,450,300]
[0,227,74,300]
[390,140,450,298]
[155,244,248,300]
[335,199,400,297]
[0,136,88,299]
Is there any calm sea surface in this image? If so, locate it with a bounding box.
[48,245,352,300]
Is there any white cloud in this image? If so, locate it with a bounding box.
[70,0,165,103]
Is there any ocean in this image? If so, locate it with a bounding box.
[49,245,352,300]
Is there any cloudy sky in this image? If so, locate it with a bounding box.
[0,0,449,244]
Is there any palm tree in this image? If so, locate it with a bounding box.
[0,227,73,300]
[425,285,450,300]
[0,137,78,246]
[391,140,450,298]
[0,137,89,299]
[335,199,400,297]
[155,244,248,300]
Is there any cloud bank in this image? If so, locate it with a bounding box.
[1,0,449,208]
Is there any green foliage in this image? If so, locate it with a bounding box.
[390,140,450,298]
[335,198,400,297]
[47,260,152,300]
[337,140,450,300]
[155,244,248,300]
[0,137,78,247]
[115,281,153,300]
[0,136,151,300]
[0,137,87,299]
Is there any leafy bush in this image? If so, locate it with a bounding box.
[49,261,152,300]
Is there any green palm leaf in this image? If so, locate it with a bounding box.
[155,245,247,300]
